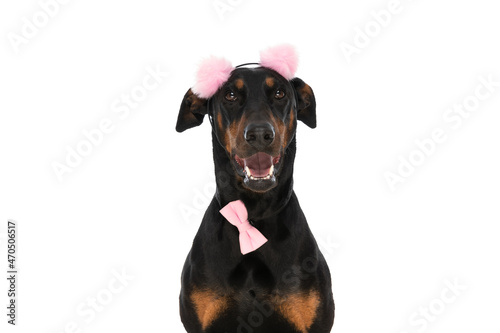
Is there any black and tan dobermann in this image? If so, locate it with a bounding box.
[176,65,334,332]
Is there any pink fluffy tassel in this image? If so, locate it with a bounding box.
[191,45,299,98]
[192,56,234,98]
[259,44,299,80]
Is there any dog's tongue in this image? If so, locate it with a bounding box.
[245,152,273,177]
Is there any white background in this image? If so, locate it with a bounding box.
[1,0,499,332]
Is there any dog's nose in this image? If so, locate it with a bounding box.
[244,123,275,149]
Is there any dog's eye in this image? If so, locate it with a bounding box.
[225,91,237,102]
[274,89,285,100]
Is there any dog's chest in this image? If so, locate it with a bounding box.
[191,286,321,333]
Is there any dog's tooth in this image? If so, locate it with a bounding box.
[245,166,251,176]
[270,165,274,175]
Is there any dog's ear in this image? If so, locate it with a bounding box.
[291,78,316,128]
[176,89,209,132]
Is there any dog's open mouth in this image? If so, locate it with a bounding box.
[235,152,281,191]
[235,153,280,180]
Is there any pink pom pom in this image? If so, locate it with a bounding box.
[192,56,234,98]
[259,44,299,80]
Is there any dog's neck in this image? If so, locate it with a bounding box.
[211,131,296,221]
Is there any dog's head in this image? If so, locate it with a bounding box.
[176,49,316,193]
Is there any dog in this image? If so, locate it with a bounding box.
[176,45,334,333]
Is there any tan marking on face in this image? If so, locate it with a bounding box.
[224,116,243,154]
[265,77,275,87]
[191,288,229,330]
[280,125,287,150]
[235,78,244,90]
[272,290,320,333]
[266,113,285,152]
[230,113,282,159]
[288,107,295,132]
[217,112,223,130]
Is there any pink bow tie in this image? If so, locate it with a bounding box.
[220,200,268,255]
